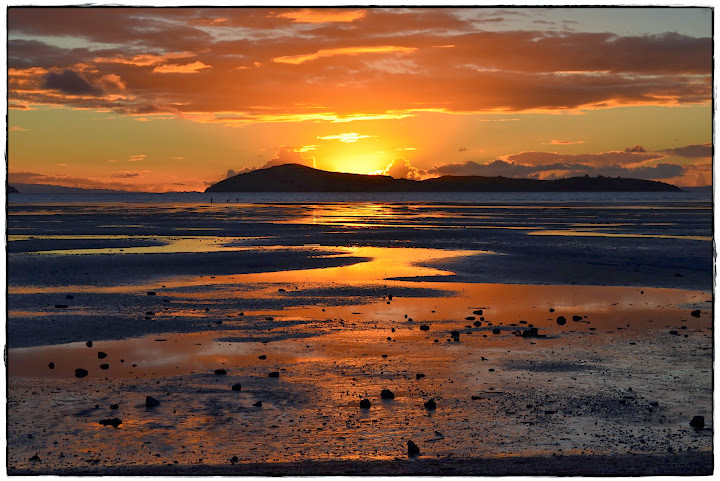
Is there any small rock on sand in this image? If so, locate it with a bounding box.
[416,373,426,379]
[147,291,156,296]
[29,454,40,462]
[691,310,701,318]
[110,404,119,409]
[407,440,420,457]
[214,369,227,375]
[229,456,239,464]
[232,384,242,391]
[268,371,280,378]
[98,418,122,428]
[420,324,430,331]
[145,396,160,408]
[465,316,475,320]
[473,310,483,315]
[360,399,371,409]
[48,362,54,369]
[86,341,93,348]
[98,352,108,359]
[473,321,482,327]
[100,363,109,370]
[381,389,395,400]
[75,368,88,378]
[572,315,582,322]
[258,355,267,359]
[450,330,460,338]
[253,401,263,407]
[556,316,567,326]
[492,328,500,334]
[424,398,436,410]
[690,416,705,428]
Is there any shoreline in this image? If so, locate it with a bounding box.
[10,451,713,476]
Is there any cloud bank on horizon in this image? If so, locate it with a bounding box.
[7,7,712,191]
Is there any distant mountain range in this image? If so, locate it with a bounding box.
[206,164,683,193]
[9,183,127,194]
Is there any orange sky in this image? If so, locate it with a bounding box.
[7,6,713,191]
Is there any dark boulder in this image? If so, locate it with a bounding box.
[691,310,701,318]
[147,291,156,296]
[473,310,483,315]
[230,455,239,464]
[110,404,119,409]
[100,363,109,370]
[258,355,267,360]
[98,352,108,359]
[407,440,420,457]
[268,371,280,378]
[98,418,122,428]
[690,416,705,428]
[424,398,436,410]
[492,328,500,334]
[75,368,89,378]
[231,384,242,391]
[253,401,263,407]
[214,369,227,375]
[86,341,93,348]
[145,396,160,408]
[48,362,55,369]
[572,315,582,322]
[556,316,567,326]
[473,321,482,327]
[29,454,40,462]
[465,316,475,321]
[360,399,371,409]
[450,330,460,338]
[419,324,430,331]
[381,389,395,400]
[416,373,425,379]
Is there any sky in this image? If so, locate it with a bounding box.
[7,6,713,192]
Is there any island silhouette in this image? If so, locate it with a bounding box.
[206,164,682,193]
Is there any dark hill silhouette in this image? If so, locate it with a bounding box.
[205,164,682,193]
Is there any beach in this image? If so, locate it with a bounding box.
[6,192,713,475]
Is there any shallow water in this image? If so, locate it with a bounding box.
[7,196,713,472]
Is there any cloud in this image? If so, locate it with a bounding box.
[128,154,146,162]
[549,139,584,145]
[97,73,127,90]
[110,170,145,178]
[660,143,712,158]
[275,9,366,23]
[317,132,373,143]
[273,45,418,65]
[370,158,426,180]
[624,145,646,152]
[505,150,663,166]
[226,169,237,178]
[153,61,211,74]
[9,126,29,131]
[43,69,102,95]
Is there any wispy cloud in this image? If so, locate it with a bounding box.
[317,132,374,143]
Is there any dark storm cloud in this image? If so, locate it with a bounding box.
[43,69,103,95]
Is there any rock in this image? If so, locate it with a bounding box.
[86,341,93,348]
[424,398,436,410]
[145,396,160,408]
[556,316,567,326]
[416,373,425,379]
[465,316,475,321]
[669,330,679,335]
[691,310,701,318]
[98,418,122,428]
[473,321,482,327]
[549,308,555,312]
[29,454,40,462]
[572,315,582,322]
[268,371,280,378]
[689,416,705,428]
[473,310,483,315]
[258,355,267,360]
[145,311,155,316]
[450,330,460,338]
[100,363,109,370]
[360,399,371,409]
[110,404,119,409]
[147,291,156,296]
[253,401,263,407]
[54,304,68,309]
[75,368,88,378]
[98,352,108,359]
[230,455,239,463]
[381,389,395,400]
[388,294,393,300]
[407,440,420,457]
[514,327,546,338]
[231,384,242,391]
[419,324,430,331]
[278,288,286,292]
[214,369,227,375]
[492,328,500,334]
[48,362,54,369]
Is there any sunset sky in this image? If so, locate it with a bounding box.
[7,6,712,192]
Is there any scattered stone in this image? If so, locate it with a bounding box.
[381,389,395,400]
[145,396,160,408]
[388,294,393,300]
[691,310,701,318]
[86,341,93,348]
[48,362,54,369]
[268,371,280,378]
[29,454,40,462]
[110,404,119,410]
[669,330,679,336]
[100,363,109,370]
[407,440,420,457]
[258,355,267,360]
[473,310,483,315]
[471,395,481,400]
[360,399,371,409]
[492,328,500,334]
[420,324,430,331]
[450,330,460,338]
[572,315,582,322]
[278,288,286,292]
[147,291,156,296]
[230,455,239,463]
[473,321,482,327]
[214,369,227,375]
[416,373,426,379]
[424,398,436,410]
[465,316,475,321]
[98,352,108,359]
[54,304,68,309]
[98,418,122,428]
[556,316,567,326]
[549,308,555,312]
[75,368,89,378]
[253,401,263,407]
[145,311,155,316]
[381,354,388,358]
[232,384,242,391]
[690,416,705,428]
[513,327,546,338]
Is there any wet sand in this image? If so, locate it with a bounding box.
[7,198,713,475]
